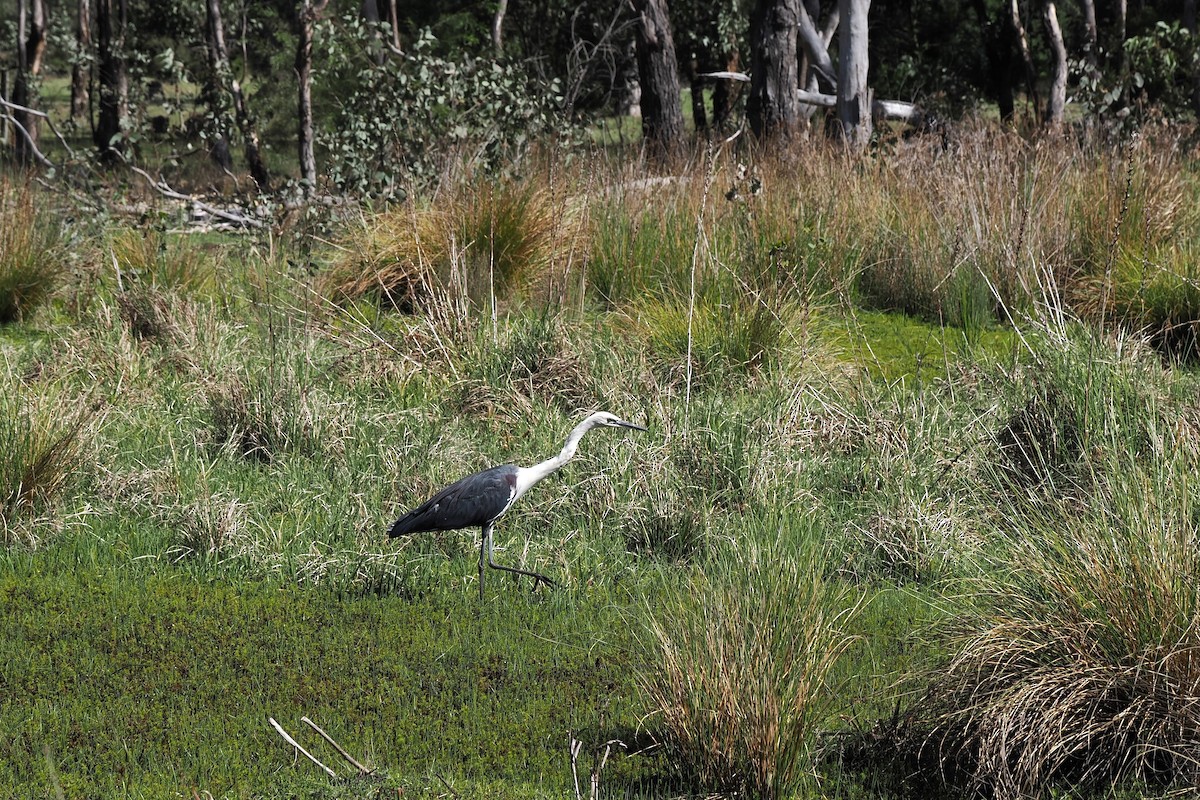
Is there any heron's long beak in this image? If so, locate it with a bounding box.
[614,419,648,432]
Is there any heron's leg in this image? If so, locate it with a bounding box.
[479,525,489,602]
[485,523,555,591]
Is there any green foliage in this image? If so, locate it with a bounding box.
[318,24,570,199]
[0,179,66,324]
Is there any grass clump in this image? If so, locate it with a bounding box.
[914,327,1200,798]
[204,359,345,463]
[922,460,1200,798]
[109,226,220,294]
[0,179,66,324]
[0,389,93,544]
[320,178,569,311]
[637,528,862,799]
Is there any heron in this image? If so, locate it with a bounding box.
[387,411,647,599]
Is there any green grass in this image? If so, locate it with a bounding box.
[0,566,649,798]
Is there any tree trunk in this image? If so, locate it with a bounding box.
[798,0,838,122]
[296,0,329,195]
[632,0,685,156]
[1186,0,1200,117]
[12,0,48,164]
[1080,0,1098,69]
[206,0,270,189]
[387,0,401,51]
[1042,0,1067,129]
[1008,0,1040,123]
[970,0,1015,121]
[836,0,872,149]
[711,50,741,130]
[492,0,507,56]
[94,0,128,161]
[70,0,91,123]
[797,1,836,88]
[688,59,707,132]
[747,0,801,141]
[203,0,233,171]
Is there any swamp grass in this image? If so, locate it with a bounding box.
[5,128,1200,798]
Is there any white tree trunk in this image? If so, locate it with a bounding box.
[296,0,329,194]
[492,0,508,55]
[1043,0,1067,129]
[836,0,871,149]
[1009,0,1040,122]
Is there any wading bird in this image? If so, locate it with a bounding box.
[387,412,647,599]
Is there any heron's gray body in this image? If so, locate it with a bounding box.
[385,412,647,599]
[387,464,519,537]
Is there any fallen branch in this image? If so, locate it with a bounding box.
[301,715,372,775]
[700,72,927,128]
[796,88,927,124]
[0,92,79,166]
[123,160,265,228]
[267,717,337,778]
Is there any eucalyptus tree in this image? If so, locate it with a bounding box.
[1042,0,1067,129]
[632,0,685,155]
[94,0,128,161]
[11,0,48,164]
[70,0,91,122]
[835,0,870,147]
[746,0,800,140]
[296,0,329,194]
[204,0,270,188]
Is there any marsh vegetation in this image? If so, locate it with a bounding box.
[3,128,1200,799]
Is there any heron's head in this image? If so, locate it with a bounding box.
[586,411,648,432]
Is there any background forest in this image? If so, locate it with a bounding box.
[4,2,1200,800]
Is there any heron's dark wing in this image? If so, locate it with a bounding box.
[387,464,517,537]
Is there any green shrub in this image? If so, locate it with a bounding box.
[319,24,568,198]
[0,179,66,324]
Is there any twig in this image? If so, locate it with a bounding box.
[436,773,461,798]
[590,739,626,800]
[301,715,373,775]
[267,717,337,778]
[0,111,54,168]
[0,93,79,162]
[570,735,584,800]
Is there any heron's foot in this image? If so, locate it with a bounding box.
[528,572,555,593]
[488,560,556,593]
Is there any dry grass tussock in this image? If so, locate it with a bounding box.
[109,227,221,295]
[0,176,66,324]
[319,177,578,311]
[911,327,1200,798]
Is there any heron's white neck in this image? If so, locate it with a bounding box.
[513,416,600,498]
